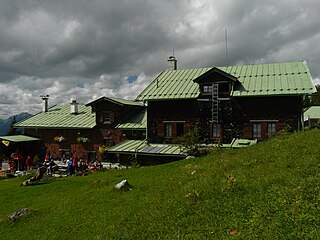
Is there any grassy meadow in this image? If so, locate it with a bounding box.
[0,129,320,239]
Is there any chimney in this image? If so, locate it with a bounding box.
[40,95,49,112]
[167,56,177,70]
[70,98,78,115]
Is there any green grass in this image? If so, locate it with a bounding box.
[1,129,320,239]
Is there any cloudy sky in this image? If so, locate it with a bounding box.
[0,0,319,118]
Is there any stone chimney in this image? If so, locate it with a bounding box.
[167,56,177,70]
[70,98,78,115]
[40,95,49,112]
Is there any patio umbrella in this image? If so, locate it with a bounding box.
[45,150,50,161]
[43,150,50,167]
[13,148,20,171]
[2,140,10,146]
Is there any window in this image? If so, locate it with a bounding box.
[165,124,172,138]
[212,124,221,138]
[176,123,184,137]
[203,85,213,93]
[104,138,114,147]
[219,83,230,93]
[252,123,261,138]
[101,111,112,125]
[268,123,276,138]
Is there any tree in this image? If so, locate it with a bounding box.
[304,85,320,107]
[177,123,203,157]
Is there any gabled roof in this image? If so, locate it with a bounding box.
[225,61,316,97]
[193,66,240,83]
[14,104,96,129]
[136,61,316,101]
[136,68,211,100]
[86,96,143,107]
[116,109,147,130]
[304,106,320,120]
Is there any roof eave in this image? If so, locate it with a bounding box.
[193,67,240,84]
[107,150,186,157]
[232,92,316,97]
[142,96,199,101]
[14,126,95,129]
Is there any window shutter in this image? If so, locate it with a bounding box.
[110,112,115,124]
[158,123,164,137]
[184,123,191,134]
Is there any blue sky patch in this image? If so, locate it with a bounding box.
[76,83,84,88]
[127,75,138,84]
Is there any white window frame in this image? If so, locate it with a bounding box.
[203,85,213,93]
[267,123,276,138]
[102,111,112,125]
[252,123,261,138]
[212,123,221,138]
[165,123,172,138]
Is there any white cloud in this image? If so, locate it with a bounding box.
[0,0,319,118]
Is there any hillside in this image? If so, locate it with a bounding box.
[0,112,32,136]
[0,129,320,239]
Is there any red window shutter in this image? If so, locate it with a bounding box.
[184,123,191,134]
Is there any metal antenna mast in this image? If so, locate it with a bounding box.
[225,29,229,66]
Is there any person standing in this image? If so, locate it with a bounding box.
[25,156,32,170]
[72,152,78,175]
[67,158,73,175]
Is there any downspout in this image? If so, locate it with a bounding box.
[301,95,305,131]
[135,102,148,160]
[134,137,147,160]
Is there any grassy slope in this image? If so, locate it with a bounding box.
[0,129,320,239]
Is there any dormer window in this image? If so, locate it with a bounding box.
[194,67,239,98]
[201,83,231,98]
[101,111,113,125]
[203,85,213,93]
[219,83,231,93]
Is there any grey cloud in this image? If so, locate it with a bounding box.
[0,0,320,117]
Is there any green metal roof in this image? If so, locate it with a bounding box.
[224,61,316,97]
[116,109,147,130]
[304,106,320,120]
[230,138,257,148]
[108,138,256,156]
[136,61,316,100]
[108,140,187,157]
[109,97,143,106]
[0,135,40,142]
[136,68,211,100]
[14,104,96,129]
[87,96,144,107]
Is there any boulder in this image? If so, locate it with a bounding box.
[115,180,133,191]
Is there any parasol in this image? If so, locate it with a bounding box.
[13,148,20,171]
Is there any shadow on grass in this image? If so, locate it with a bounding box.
[20,182,50,187]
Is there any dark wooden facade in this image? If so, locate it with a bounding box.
[147,71,304,144]
[23,99,145,161]
[88,99,144,146]
[24,127,103,161]
[147,96,303,144]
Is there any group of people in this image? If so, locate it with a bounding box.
[6,149,104,177]
[7,153,33,172]
[66,158,103,176]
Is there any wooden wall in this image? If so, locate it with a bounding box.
[147,95,303,143]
